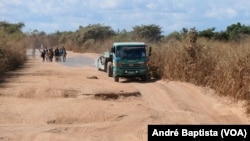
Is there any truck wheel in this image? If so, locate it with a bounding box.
[114,76,119,82]
[141,75,147,81]
[97,59,101,71]
[107,62,113,77]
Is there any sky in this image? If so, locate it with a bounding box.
[1,0,250,35]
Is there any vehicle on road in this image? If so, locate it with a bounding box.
[95,42,152,82]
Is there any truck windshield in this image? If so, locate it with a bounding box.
[116,46,146,59]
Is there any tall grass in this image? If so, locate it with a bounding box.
[148,37,250,114]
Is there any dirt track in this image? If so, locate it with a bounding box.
[0,50,249,141]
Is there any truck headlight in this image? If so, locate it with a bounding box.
[114,62,119,67]
[138,61,146,67]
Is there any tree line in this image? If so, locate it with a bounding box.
[1,21,250,73]
[2,21,250,46]
[46,22,250,50]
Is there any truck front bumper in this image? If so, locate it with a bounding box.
[113,67,148,77]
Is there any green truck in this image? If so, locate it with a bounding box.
[95,42,152,82]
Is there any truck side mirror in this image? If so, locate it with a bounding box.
[110,47,114,53]
[148,46,152,56]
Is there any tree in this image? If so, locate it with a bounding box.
[113,29,133,42]
[74,24,115,45]
[164,31,181,42]
[180,28,188,35]
[226,22,250,41]
[199,27,216,39]
[132,24,163,42]
[213,31,229,41]
[0,21,25,34]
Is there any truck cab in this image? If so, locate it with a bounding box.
[110,42,151,82]
[96,42,151,82]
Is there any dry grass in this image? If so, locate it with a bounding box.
[148,37,250,114]
[0,39,27,78]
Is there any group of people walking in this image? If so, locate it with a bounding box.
[39,46,67,62]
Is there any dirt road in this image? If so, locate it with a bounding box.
[0,50,249,141]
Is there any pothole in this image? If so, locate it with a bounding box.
[94,91,141,100]
[86,76,98,79]
[47,118,78,124]
[47,114,129,125]
[46,128,62,133]
[62,90,78,98]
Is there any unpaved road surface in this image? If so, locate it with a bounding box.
[0,49,249,141]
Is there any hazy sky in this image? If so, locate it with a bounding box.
[1,0,250,34]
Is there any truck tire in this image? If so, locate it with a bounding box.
[141,75,147,81]
[97,59,101,71]
[107,62,113,77]
[114,76,119,82]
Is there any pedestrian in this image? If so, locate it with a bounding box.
[62,46,67,62]
[54,47,60,62]
[32,47,36,58]
[39,48,46,62]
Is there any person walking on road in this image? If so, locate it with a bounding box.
[62,46,67,62]
[32,47,36,58]
[54,47,60,62]
[39,48,46,62]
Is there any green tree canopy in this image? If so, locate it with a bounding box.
[226,22,250,41]
[132,24,163,42]
[0,21,25,34]
[74,24,115,45]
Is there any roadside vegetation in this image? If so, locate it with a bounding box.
[1,21,249,114]
[0,21,27,80]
